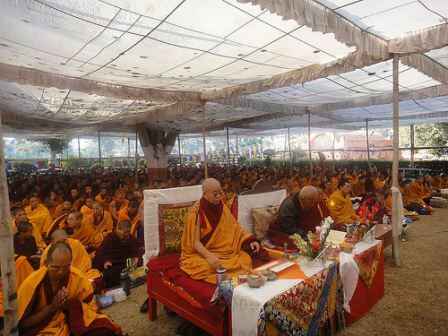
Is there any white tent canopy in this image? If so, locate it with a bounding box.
[0,0,447,135]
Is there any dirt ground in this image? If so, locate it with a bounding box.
[105,209,448,336]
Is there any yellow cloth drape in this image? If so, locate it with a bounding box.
[80,205,94,218]
[71,218,103,250]
[40,238,101,280]
[85,211,114,237]
[180,202,253,284]
[18,267,115,335]
[0,256,34,318]
[328,190,358,226]
[25,204,53,236]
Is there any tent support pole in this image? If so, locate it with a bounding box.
[226,127,230,168]
[127,137,131,160]
[392,54,401,267]
[332,132,336,161]
[0,115,19,336]
[202,109,208,178]
[135,128,138,172]
[287,127,292,168]
[77,136,81,159]
[236,135,239,164]
[178,135,182,166]
[97,131,102,167]
[366,119,370,166]
[308,109,313,176]
[410,124,415,168]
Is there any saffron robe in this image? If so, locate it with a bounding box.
[0,256,34,319]
[13,219,46,250]
[328,190,358,227]
[40,238,102,281]
[85,211,114,237]
[17,266,121,336]
[180,201,253,284]
[25,204,53,237]
[80,205,94,218]
[68,218,103,251]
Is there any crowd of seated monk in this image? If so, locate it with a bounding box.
[2,164,444,334]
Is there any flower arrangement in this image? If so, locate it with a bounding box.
[290,216,334,258]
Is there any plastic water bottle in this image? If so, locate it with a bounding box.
[120,269,131,296]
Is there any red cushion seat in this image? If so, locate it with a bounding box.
[147,253,216,308]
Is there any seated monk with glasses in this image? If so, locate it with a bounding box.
[181,178,264,284]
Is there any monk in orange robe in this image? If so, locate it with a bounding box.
[46,201,73,240]
[25,197,53,237]
[17,241,122,336]
[1,256,35,324]
[409,176,432,203]
[109,191,129,223]
[87,202,114,237]
[80,198,94,218]
[13,208,46,250]
[117,200,141,238]
[328,180,359,229]
[95,187,108,207]
[53,201,73,219]
[64,212,103,252]
[180,178,260,284]
[45,191,63,218]
[402,180,432,214]
[40,230,102,282]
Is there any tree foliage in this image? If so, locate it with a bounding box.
[36,138,69,155]
[416,123,448,156]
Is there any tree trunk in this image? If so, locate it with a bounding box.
[50,150,57,166]
[0,115,19,336]
[137,126,178,183]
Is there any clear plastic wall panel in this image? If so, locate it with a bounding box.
[426,46,448,68]
[67,138,80,158]
[418,96,448,111]
[79,137,100,158]
[333,0,444,39]
[399,126,411,148]
[4,138,51,160]
[100,136,130,157]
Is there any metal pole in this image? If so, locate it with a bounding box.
[97,131,102,167]
[135,128,138,172]
[0,115,19,336]
[283,133,287,165]
[287,127,292,167]
[410,124,415,168]
[202,108,208,178]
[178,135,182,166]
[235,135,239,164]
[332,132,336,161]
[308,110,313,176]
[366,119,371,164]
[77,136,81,159]
[202,128,208,178]
[127,137,131,159]
[226,127,230,167]
[392,54,401,267]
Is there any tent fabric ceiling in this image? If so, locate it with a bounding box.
[0,0,447,135]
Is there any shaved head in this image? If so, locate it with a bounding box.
[299,186,319,199]
[202,178,224,205]
[298,186,319,210]
[51,229,68,243]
